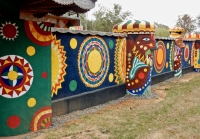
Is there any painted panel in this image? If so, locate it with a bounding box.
[52,33,126,100]
[0,19,52,136]
[152,40,173,75]
[182,41,192,68]
[194,40,200,71]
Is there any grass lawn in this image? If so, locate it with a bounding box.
[33,72,200,139]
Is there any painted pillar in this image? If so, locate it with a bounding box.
[194,40,200,71]
[113,20,156,95]
[184,32,200,71]
[169,27,184,77]
[0,19,52,136]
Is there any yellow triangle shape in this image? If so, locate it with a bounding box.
[31,27,37,32]
[24,67,29,72]
[25,76,29,83]
[43,36,47,41]
[16,87,23,91]
[48,35,52,41]
[39,35,45,41]
[29,24,34,31]
[46,35,51,41]
[4,88,11,94]
[37,33,42,39]
[4,60,12,65]
[15,60,22,65]
[32,32,38,38]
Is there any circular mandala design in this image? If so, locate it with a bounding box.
[0,55,33,98]
[78,36,110,88]
[154,41,166,73]
[184,44,189,61]
[30,106,52,132]
[25,21,52,46]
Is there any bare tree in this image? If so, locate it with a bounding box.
[197,13,200,29]
[175,14,196,34]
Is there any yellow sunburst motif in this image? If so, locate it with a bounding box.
[114,37,126,84]
[51,35,67,97]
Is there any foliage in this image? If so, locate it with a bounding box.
[80,4,132,32]
[79,14,94,30]
[197,14,200,27]
[196,14,200,32]
[154,22,169,29]
[154,22,170,37]
[175,14,196,34]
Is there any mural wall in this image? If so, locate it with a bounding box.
[0,18,197,137]
[184,32,199,71]
[182,41,192,68]
[51,32,126,100]
[152,39,193,76]
[152,39,174,75]
[51,30,194,98]
[194,40,200,71]
[0,19,52,136]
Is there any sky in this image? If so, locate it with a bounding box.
[87,0,199,28]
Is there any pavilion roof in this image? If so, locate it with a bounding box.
[0,0,97,21]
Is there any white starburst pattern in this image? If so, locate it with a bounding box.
[0,21,19,41]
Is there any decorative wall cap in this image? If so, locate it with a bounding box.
[112,19,155,34]
[20,13,58,24]
[184,32,200,40]
[169,27,184,33]
[155,36,195,42]
[51,27,127,37]
[52,0,96,9]
[20,13,80,24]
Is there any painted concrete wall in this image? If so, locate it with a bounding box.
[194,40,200,72]
[0,19,52,136]
[152,39,193,76]
[51,32,126,100]
[51,32,195,98]
[182,41,193,68]
[0,19,197,137]
[152,39,173,75]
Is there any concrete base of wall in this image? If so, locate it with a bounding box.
[52,66,194,117]
[152,66,193,85]
[152,71,174,85]
[182,66,194,74]
[52,83,126,117]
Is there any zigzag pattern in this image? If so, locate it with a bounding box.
[114,37,126,84]
[51,35,67,97]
